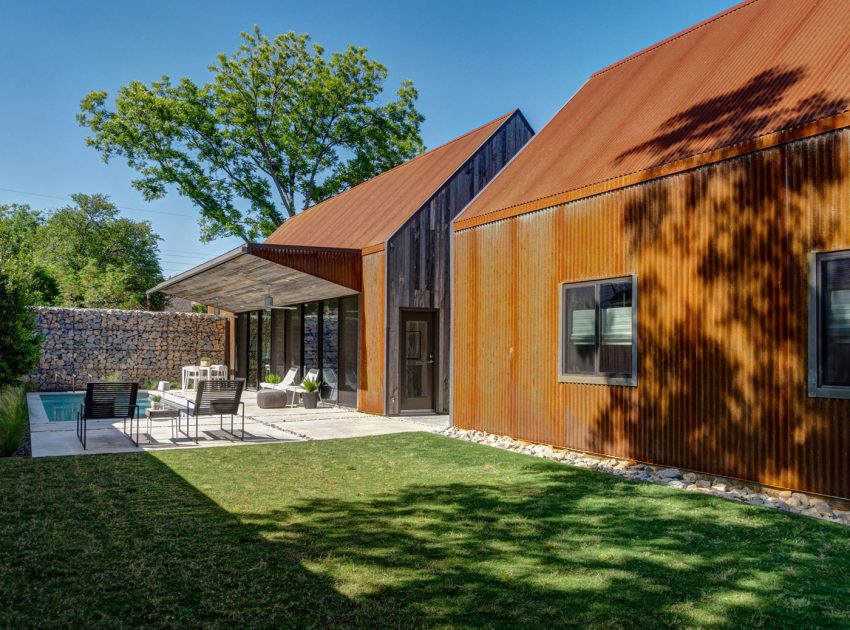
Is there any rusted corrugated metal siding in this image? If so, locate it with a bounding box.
[358,251,386,414]
[453,128,850,499]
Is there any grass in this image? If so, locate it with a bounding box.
[1,433,849,628]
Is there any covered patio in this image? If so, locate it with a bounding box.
[148,242,363,403]
[147,242,361,313]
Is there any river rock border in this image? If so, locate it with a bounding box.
[443,427,850,527]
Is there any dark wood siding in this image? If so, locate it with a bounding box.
[386,112,534,414]
[453,128,850,500]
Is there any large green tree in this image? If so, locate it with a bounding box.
[0,268,43,386]
[0,204,59,304]
[78,28,425,242]
[0,194,165,310]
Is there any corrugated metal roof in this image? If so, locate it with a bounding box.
[264,111,517,250]
[456,0,850,227]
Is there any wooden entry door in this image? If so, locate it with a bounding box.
[400,310,436,412]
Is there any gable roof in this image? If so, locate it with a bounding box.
[455,0,850,230]
[265,111,520,251]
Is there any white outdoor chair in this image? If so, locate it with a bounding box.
[286,368,319,407]
[210,364,228,380]
[321,368,338,405]
[260,367,299,392]
[182,366,201,390]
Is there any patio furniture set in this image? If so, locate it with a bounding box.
[76,380,245,450]
[180,364,229,390]
[257,367,337,409]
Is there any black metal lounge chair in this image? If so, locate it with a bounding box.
[178,379,245,443]
[76,382,140,449]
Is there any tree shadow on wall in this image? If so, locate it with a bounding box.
[591,66,849,495]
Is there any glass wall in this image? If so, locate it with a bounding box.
[235,296,359,407]
[303,302,320,375]
[260,309,271,384]
[283,306,301,379]
[247,311,259,388]
[322,300,339,401]
[338,296,359,407]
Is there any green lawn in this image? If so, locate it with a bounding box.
[1,433,849,628]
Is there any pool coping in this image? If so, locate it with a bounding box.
[27,391,151,428]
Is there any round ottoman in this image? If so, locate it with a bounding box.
[256,389,288,409]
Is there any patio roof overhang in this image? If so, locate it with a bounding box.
[147,243,361,313]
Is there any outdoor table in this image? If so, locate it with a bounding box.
[181,365,212,389]
[144,407,180,443]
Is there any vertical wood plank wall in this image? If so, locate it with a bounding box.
[358,251,386,414]
[453,129,850,499]
[385,113,534,414]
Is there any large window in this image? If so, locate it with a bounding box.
[560,276,637,386]
[809,250,850,398]
[235,298,359,407]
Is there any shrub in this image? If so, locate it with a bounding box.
[0,271,43,387]
[264,373,282,385]
[0,386,28,456]
[300,376,322,393]
[104,370,122,383]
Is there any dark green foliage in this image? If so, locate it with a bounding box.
[1,433,848,627]
[79,27,425,242]
[0,271,42,387]
[0,195,165,309]
[0,387,28,456]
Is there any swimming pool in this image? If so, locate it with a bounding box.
[39,392,151,422]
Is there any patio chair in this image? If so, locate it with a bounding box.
[259,367,299,392]
[209,364,228,380]
[285,368,319,407]
[76,382,140,449]
[321,368,338,405]
[178,379,245,443]
[182,365,201,390]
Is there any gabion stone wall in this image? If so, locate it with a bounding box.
[31,307,227,391]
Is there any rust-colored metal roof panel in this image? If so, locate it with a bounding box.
[265,112,516,250]
[457,0,850,227]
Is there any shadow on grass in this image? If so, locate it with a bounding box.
[238,456,850,628]
[0,453,372,628]
[1,439,849,628]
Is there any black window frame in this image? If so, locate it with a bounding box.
[808,249,850,399]
[558,275,638,386]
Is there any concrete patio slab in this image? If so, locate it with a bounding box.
[270,415,449,440]
[27,389,450,457]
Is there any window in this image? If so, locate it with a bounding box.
[809,250,850,398]
[560,276,637,386]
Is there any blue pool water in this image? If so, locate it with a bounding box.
[40,392,151,422]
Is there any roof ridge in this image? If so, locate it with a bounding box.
[590,0,761,79]
[266,110,516,234]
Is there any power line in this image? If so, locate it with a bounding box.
[158,250,215,259]
[0,186,197,219]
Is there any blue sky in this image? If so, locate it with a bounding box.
[0,0,738,278]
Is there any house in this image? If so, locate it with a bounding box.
[149,111,533,414]
[451,0,850,500]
